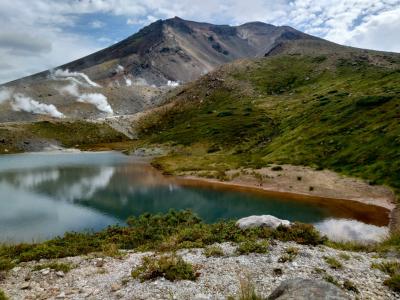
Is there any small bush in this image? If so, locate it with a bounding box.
[0,290,8,300]
[272,223,326,246]
[32,262,73,273]
[271,166,283,171]
[131,254,197,282]
[309,186,314,191]
[217,111,233,117]
[278,247,299,263]
[0,258,14,271]
[339,253,350,261]
[297,176,302,181]
[324,256,342,269]
[323,274,340,286]
[371,261,400,276]
[227,276,263,300]
[204,245,224,257]
[343,279,359,293]
[384,274,400,292]
[236,240,269,255]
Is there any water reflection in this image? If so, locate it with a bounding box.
[315,219,389,243]
[0,152,390,243]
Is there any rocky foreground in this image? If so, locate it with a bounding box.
[1,240,399,300]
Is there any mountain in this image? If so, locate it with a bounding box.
[135,50,400,200]
[5,17,319,87]
[0,17,323,122]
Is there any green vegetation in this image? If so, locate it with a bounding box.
[384,274,400,292]
[324,256,343,269]
[0,290,8,300]
[32,262,73,273]
[338,253,351,261]
[131,254,197,282]
[278,246,299,263]
[0,210,325,264]
[343,279,359,293]
[0,120,129,154]
[136,54,400,196]
[323,274,340,287]
[371,261,400,291]
[236,240,269,255]
[227,276,263,300]
[0,258,14,271]
[371,261,400,276]
[204,245,224,257]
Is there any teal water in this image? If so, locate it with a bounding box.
[0,152,389,243]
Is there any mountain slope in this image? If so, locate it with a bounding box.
[4,17,318,87]
[135,52,400,197]
[0,17,325,123]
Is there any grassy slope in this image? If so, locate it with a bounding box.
[137,54,400,194]
[0,120,130,153]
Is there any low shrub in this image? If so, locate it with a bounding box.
[278,247,299,263]
[384,274,400,292]
[0,290,8,300]
[272,223,326,246]
[131,254,197,282]
[324,256,343,269]
[32,262,73,273]
[343,279,359,293]
[371,261,400,276]
[236,240,269,255]
[0,258,14,271]
[271,166,283,171]
[204,245,224,257]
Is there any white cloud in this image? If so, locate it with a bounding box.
[90,20,106,28]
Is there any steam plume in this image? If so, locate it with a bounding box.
[53,69,101,87]
[77,93,113,114]
[0,88,11,104]
[11,93,64,118]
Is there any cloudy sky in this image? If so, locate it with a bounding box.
[0,0,399,84]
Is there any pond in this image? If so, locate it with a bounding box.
[0,151,390,243]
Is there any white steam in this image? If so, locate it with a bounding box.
[53,69,101,87]
[116,65,124,73]
[11,93,64,118]
[60,82,80,97]
[0,88,12,104]
[125,77,132,86]
[60,82,113,115]
[167,80,179,87]
[78,93,113,114]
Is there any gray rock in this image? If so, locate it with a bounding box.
[268,278,349,300]
[236,215,290,229]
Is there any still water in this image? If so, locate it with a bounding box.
[0,152,390,243]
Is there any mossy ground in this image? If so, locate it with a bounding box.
[0,120,130,154]
[136,54,400,197]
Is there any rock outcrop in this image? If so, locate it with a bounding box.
[236,215,291,229]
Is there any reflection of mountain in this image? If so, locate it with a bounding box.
[0,152,389,243]
[0,161,328,224]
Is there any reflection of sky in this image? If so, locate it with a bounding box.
[0,182,118,243]
[315,219,388,243]
[0,152,390,243]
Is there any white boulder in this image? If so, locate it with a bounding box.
[236,215,291,229]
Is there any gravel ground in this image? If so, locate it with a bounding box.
[1,241,399,300]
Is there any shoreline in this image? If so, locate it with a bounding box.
[172,165,397,229]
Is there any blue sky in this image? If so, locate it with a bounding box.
[0,0,399,83]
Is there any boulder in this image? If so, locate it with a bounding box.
[268,278,349,300]
[236,215,290,229]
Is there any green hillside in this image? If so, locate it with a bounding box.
[137,53,400,194]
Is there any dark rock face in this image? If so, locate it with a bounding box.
[268,278,349,300]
